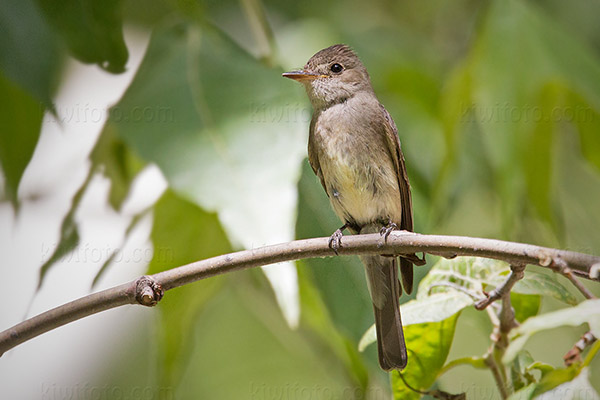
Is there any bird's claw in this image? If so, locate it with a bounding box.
[328,229,344,255]
[379,221,398,242]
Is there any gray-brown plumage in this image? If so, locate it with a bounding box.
[283,44,423,371]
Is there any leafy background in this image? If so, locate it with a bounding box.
[1,0,600,398]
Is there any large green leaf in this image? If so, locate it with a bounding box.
[147,190,232,389]
[391,314,460,400]
[0,73,44,206]
[0,0,61,109]
[297,263,369,393]
[504,299,600,363]
[105,22,307,325]
[36,0,128,73]
[176,270,366,398]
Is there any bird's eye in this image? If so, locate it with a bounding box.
[330,63,343,73]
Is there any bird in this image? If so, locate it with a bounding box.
[283,44,424,371]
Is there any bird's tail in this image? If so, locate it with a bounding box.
[359,224,408,371]
[361,254,407,371]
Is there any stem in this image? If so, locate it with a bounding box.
[485,349,509,399]
[439,356,487,375]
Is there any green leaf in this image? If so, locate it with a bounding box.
[507,384,536,400]
[106,22,307,325]
[538,367,600,399]
[359,292,472,352]
[532,365,584,398]
[38,208,80,288]
[391,314,460,400]
[176,271,365,398]
[89,124,145,210]
[511,271,578,306]
[511,293,540,323]
[512,350,537,391]
[526,361,555,377]
[36,168,93,289]
[0,0,61,108]
[521,84,558,224]
[417,256,496,295]
[36,0,128,73]
[297,263,369,391]
[507,360,583,400]
[569,90,600,172]
[147,190,232,389]
[0,72,44,206]
[504,299,600,363]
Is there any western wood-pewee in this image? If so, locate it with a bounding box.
[283,44,424,371]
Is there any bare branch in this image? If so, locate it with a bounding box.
[475,264,526,310]
[1,232,599,356]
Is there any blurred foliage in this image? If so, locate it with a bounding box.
[2,0,600,398]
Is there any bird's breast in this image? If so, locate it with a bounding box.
[313,105,402,226]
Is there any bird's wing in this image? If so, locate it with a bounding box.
[379,103,413,232]
[308,116,328,196]
[379,103,415,294]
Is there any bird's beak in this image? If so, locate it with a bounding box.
[282,70,325,81]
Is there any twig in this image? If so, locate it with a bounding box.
[552,258,597,300]
[396,372,466,399]
[475,265,526,310]
[564,331,597,366]
[475,265,525,398]
[439,356,487,375]
[1,233,599,356]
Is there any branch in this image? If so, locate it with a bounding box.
[475,264,526,310]
[1,232,599,356]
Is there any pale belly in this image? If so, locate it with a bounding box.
[319,138,402,227]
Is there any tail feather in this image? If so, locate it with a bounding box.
[357,222,414,371]
[361,254,407,371]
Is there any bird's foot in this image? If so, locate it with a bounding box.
[379,221,398,242]
[328,224,347,255]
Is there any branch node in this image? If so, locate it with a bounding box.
[553,258,596,300]
[538,251,553,267]
[591,263,600,280]
[564,331,597,366]
[475,264,525,311]
[135,276,164,307]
